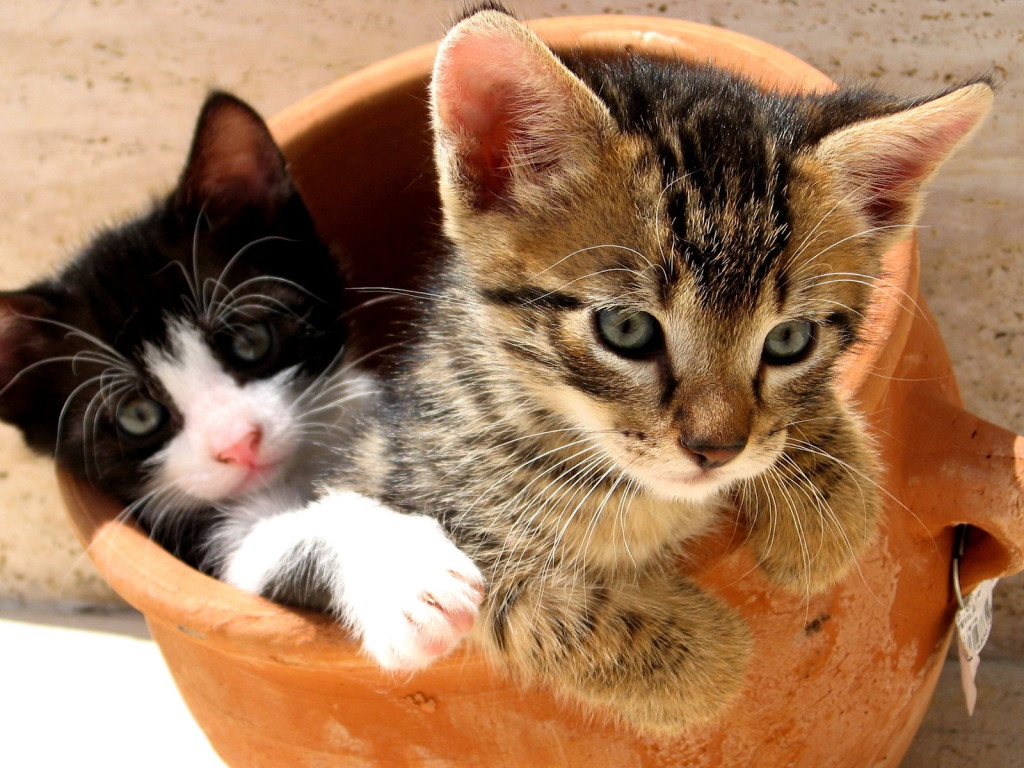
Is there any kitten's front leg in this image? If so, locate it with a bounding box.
[219,490,485,670]
[742,403,880,593]
[483,564,750,733]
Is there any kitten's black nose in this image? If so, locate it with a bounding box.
[681,438,746,470]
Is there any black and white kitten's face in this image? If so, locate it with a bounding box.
[0,93,348,523]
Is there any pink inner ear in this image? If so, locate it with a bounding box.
[0,294,50,390]
[437,71,518,202]
[194,109,281,203]
[851,104,988,230]
[435,33,563,206]
[181,97,287,218]
[894,110,982,185]
[858,146,933,230]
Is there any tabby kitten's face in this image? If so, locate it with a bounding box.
[431,10,991,504]
[0,94,347,518]
[454,156,875,503]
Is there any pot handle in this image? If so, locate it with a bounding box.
[900,394,1024,592]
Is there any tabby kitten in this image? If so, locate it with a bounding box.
[335,8,992,732]
[0,92,482,670]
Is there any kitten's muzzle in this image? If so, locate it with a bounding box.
[671,383,752,471]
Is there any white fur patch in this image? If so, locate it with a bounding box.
[143,320,299,502]
[220,490,485,670]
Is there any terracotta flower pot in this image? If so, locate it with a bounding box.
[59,16,1024,768]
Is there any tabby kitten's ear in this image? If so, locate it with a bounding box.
[812,82,992,245]
[430,8,615,212]
[174,91,294,222]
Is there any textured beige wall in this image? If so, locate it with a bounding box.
[1,0,1020,644]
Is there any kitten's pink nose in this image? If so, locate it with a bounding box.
[216,428,263,469]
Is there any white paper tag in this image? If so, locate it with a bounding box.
[955,577,998,716]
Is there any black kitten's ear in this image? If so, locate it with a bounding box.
[812,82,992,243]
[174,91,293,221]
[0,292,56,416]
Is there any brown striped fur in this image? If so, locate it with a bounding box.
[338,8,991,733]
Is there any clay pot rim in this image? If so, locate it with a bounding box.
[60,14,917,662]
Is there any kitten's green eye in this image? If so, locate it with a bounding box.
[228,321,274,365]
[595,308,662,358]
[116,396,168,438]
[763,320,815,365]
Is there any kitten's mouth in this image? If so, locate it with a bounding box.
[231,459,283,492]
[610,443,726,494]
[660,467,724,485]
[623,463,732,503]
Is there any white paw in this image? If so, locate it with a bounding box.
[214,491,485,672]
[345,513,485,671]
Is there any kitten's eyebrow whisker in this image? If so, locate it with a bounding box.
[784,192,854,272]
[524,267,649,308]
[191,203,211,315]
[807,273,926,320]
[6,315,131,371]
[803,296,867,321]
[206,275,318,329]
[70,350,133,375]
[215,297,302,327]
[656,171,693,205]
[525,243,654,284]
[347,285,475,311]
[795,222,920,277]
[203,235,302,319]
[213,273,322,308]
[0,352,128,400]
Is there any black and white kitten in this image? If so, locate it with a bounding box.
[0,92,482,670]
